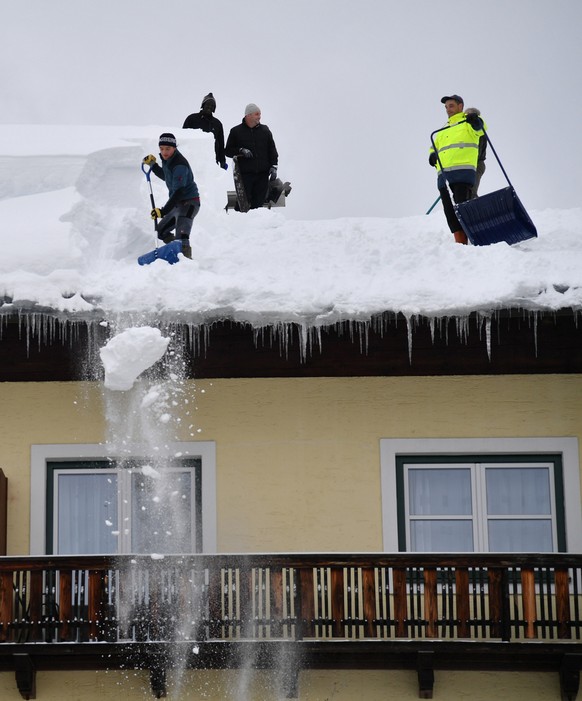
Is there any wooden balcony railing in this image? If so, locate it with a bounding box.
[1,553,582,698]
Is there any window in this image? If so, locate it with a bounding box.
[31,443,217,555]
[400,457,563,552]
[381,438,582,553]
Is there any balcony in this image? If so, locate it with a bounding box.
[1,553,582,699]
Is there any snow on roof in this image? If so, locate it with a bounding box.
[1,125,581,327]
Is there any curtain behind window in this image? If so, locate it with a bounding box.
[57,473,119,554]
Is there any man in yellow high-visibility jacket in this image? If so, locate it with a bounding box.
[429,94,483,244]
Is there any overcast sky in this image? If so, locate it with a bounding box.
[2,0,581,220]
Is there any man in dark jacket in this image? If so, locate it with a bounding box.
[182,92,227,170]
[225,103,279,209]
[142,133,200,259]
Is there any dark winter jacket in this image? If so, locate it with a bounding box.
[225,120,278,175]
[182,112,226,167]
[151,149,199,215]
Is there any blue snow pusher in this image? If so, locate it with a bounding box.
[137,239,182,266]
[430,122,537,246]
[455,186,537,246]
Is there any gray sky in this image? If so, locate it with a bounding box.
[3,0,581,220]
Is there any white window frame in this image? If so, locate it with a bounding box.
[403,460,559,552]
[380,437,582,553]
[30,442,217,555]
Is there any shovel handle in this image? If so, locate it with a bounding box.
[141,162,153,178]
[141,163,159,231]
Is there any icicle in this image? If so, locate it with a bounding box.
[429,317,436,345]
[485,316,492,361]
[313,325,323,355]
[280,322,291,360]
[298,323,308,363]
[404,314,413,364]
[361,320,370,355]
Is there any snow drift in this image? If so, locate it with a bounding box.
[0,125,581,329]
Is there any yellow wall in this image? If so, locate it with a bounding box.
[0,667,563,700]
[0,375,581,555]
[0,375,580,699]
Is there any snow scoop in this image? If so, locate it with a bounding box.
[267,177,292,206]
[137,239,182,266]
[224,162,291,212]
[430,123,537,246]
[138,163,185,265]
[231,156,250,212]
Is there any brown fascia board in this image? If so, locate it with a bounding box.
[0,308,581,381]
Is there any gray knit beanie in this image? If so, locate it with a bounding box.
[245,103,260,116]
[201,93,216,110]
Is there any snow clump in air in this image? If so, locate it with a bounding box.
[99,326,170,391]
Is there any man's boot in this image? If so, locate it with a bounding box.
[162,234,175,245]
[453,230,468,245]
[181,241,192,259]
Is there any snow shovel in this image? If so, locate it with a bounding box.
[137,163,183,265]
[430,123,537,246]
[231,156,250,213]
[141,162,159,234]
[137,239,182,266]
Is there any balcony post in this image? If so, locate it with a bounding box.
[269,567,284,639]
[488,568,503,639]
[423,568,438,638]
[295,567,315,640]
[239,567,253,639]
[362,567,376,638]
[0,570,13,642]
[455,568,470,638]
[207,566,222,640]
[330,568,344,638]
[555,568,572,640]
[28,571,43,643]
[58,570,72,642]
[88,570,104,641]
[393,567,408,637]
[521,569,536,639]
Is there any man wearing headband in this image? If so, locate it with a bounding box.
[142,133,200,259]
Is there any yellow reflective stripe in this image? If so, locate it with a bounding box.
[438,143,479,152]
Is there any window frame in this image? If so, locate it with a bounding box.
[398,455,563,552]
[381,437,582,553]
[30,442,217,555]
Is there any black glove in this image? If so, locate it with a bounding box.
[269,166,278,181]
[239,148,253,158]
[429,152,438,167]
[465,113,483,130]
